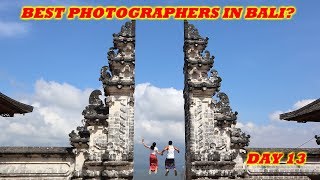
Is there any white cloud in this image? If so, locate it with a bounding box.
[135,83,184,122]
[268,98,316,122]
[248,98,320,148]
[0,81,185,146]
[269,110,283,121]
[1,80,318,150]
[241,121,320,148]
[0,79,92,146]
[293,99,316,109]
[0,21,30,38]
[34,79,93,110]
[135,83,185,144]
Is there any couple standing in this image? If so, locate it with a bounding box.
[142,138,180,176]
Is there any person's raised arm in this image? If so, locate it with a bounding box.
[161,146,169,155]
[174,146,180,153]
[142,138,149,149]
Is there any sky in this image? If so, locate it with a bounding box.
[0,0,320,179]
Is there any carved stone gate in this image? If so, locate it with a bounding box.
[67,20,250,179]
[69,21,136,179]
[68,20,320,180]
[183,21,250,179]
[68,19,250,180]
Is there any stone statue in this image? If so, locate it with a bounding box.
[107,47,116,60]
[99,66,112,84]
[209,69,222,85]
[82,90,108,121]
[203,50,215,63]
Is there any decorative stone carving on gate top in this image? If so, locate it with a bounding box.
[69,20,135,180]
[184,20,250,179]
[102,22,135,97]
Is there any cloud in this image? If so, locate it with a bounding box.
[268,110,284,121]
[135,83,184,122]
[0,81,185,146]
[240,121,320,148]
[0,21,30,38]
[34,79,92,110]
[268,98,316,122]
[0,79,92,146]
[1,80,318,150]
[135,83,185,144]
[293,99,316,109]
[247,98,319,148]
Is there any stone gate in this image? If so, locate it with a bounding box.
[69,20,135,179]
[183,20,250,179]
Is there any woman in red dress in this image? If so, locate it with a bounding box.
[142,138,161,174]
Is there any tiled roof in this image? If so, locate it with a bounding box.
[280,99,320,122]
[0,92,33,117]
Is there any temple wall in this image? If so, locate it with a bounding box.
[243,148,320,180]
[245,163,320,180]
[247,163,320,176]
[244,176,312,180]
[0,147,74,179]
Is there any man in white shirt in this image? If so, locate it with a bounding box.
[161,140,180,176]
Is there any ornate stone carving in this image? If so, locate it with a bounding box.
[204,50,215,62]
[81,90,108,127]
[208,69,221,86]
[70,21,135,180]
[230,128,250,149]
[101,22,135,98]
[185,23,205,40]
[108,21,135,62]
[214,92,238,126]
[69,126,90,148]
[114,21,135,38]
[99,66,111,84]
[184,20,250,179]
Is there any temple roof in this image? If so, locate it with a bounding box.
[0,92,33,117]
[279,99,320,122]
